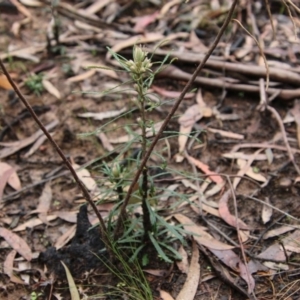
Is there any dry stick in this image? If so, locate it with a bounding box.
[0,60,110,248]
[266,105,300,175]
[113,0,239,239]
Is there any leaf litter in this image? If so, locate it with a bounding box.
[1,0,300,299]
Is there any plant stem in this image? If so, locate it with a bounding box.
[114,0,239,240]
[138,77,152,240]
[0,59,111,252]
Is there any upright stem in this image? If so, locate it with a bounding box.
[138,80,152,240]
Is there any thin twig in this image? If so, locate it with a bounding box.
[266,105,300,175]
[114,0,239,239]
[0,59,110,248]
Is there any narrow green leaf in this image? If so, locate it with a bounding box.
[148,233,172,263]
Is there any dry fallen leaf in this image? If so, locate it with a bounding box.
[160,290,175,300]
[152,85,195,99]
[84,0,110,15]
[24,133,54,158]
[176,240,200,300]
[42,79,61,99]
[290,99,300,148]
[0,168,14,201]
[0,162,21,191]
[4,250,24,284]
[72,163,97,191]
[78,107,127,121]
[0,74,13,90]
[26,182,52,224]
[13,215,57,232]
[0,120,58,159]
[207,127,244,140]
[264,225,296,239]
[0,227,32,261]
[210,248,255,294]
[19,0,43,7]
[97,131,114,152]
[107,33,164,60]
[174,214,234,250]
[261,197,273,224]
[237,158,267,183]
[67,69,96,83]
[219,190,250,230]
[186,155,224,185]
[55,225,76,250]
[133,11,159,33]
[176,245,189,274]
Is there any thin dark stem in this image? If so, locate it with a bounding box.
[0,59,110,249]
[114,0,238,239]
[139,78,151,240]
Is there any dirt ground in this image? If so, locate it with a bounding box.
[1,1,300,300]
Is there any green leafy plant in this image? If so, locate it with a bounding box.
[80,45,187,298]
[25,73,44,96]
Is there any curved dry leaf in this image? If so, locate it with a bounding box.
[19,0,43,7]
[152,85,195,99]
[0,168,14,200]
[107,33,164,60]
[207,128,244,140]
[4,250,24,284]
[176,240,200,300]
[78,107,127,121]
[186,155,224,185]
[97,131,114,152]
[264,225,295,240]
[176,245,189,274]
[143,269,167,276]
[42,79,61,99]
[85,0,110,14]
[67,69,96,83]
[133,11,159,33]
[0,74,13,90]
[0,227,32,261]
[174,214,234,250]
[160,0,181,16]
[237,158,266,183]
[160,290,175,300]
[0,162,21,190]
[4,249,17,277]
[178,125,193,153]
[61,261,80,300]
[0,120,58,159]
[257,244,288,262]
[24,133,54,158]
[72,164,97,191]
[56,211,78,223]
[219,190,250,230]
[55,225,76,250]
[261,197,273,224]
[210,248,255,294]
[178,104,202,127]
[282,230,300,253]
[13,215,57,232]
[10,0,32,17]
